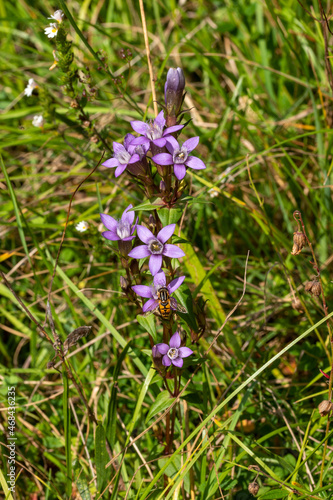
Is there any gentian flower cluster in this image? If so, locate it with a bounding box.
[101,67,206,201]
[99,68,202,379]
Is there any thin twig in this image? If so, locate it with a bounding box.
[138,0,158,117]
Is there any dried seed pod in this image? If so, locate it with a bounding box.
[305,280,321,297]
[248,481,260,496]
[148,214,156,232]
[291,231,307,255]
[318,400,333,416]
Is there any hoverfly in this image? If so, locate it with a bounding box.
[143,287,187,320]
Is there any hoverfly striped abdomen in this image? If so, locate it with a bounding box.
[157,287,171,320]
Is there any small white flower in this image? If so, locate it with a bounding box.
[24,78,37,97]
[32,115,44,128]
[44,23,59,38]
[48,10,64,23]
[76,221,89,233]
[208,188,219,198]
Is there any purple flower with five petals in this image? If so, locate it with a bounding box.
[100,204,137,241]
[102,133,150,177]
[127,223,185,276]
[130,110,183,149]
[132,270,185,313]
[154,331,193,368]
[152,136,206,180]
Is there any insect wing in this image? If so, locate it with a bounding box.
[170,297,187,314]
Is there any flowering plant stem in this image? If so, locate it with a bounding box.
[293,211,333,487]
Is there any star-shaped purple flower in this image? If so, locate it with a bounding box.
[154,331,193,368]
[152,136,206,180]
[127,223,185,276]
[100,204,137,241]
[102,133,150,177]
[130,110,183,149]
[132,270,185,312]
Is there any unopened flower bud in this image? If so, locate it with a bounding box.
[305,280,321,297]
[148,214,156,232]
[164,67,185,120]
[120,276,128,292]
[318,400,333,416]
[291,231,307,255]
[248,481,259,496]
[160,180,166,193]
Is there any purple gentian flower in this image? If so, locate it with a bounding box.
[102,133,150,177]
[130,110,183,149]
[100,204,137,241]
[152,136,206,180]
[154,331,193,368]
[128,223,185,276]
[132,270,185,312]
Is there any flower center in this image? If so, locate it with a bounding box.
[173,147,188,164]
[167,348,178,360]
[116,221,131,239]
[115,149,131,165]
[146,122,163,141]
[134,145,146,160]
[148,238,164,255]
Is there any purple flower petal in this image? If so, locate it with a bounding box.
[131,120,149,135]
[143,298,159,312]
[128,154,140,164]
[165,136,179,154]
[128,245,150,259]
[185,156,206,170]
[163,244,185,258]
[115,164,128,177]
[154,110,166,129]
[169,332,181,349]
[132,285,153,299]
[168,276,185,294]
[137,225,155,244]
[173,164,186,180]
[152,138,167,148]
[157,224,175,244]
[156,343,169,355]
[102,230,120,241]
[149,254,163,276]
[152,153,174,166]
[121,204,135,226]
[178,347,193,358]
[172,357,183,368]
[162,355,172,367]
[113,142,126,154]
[124,133,135,150]
[163,124,184,135]
[100,213,118,231]
[183,137,199,152]
[122,235,135,241]
[102,158,118,168]
[154,271,166,287]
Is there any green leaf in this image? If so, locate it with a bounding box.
[158,207,183,226]
[95,424,108,493]
[259,490,289,499]
[137,314,158,343]
[73,460,91,500]
[145,390,175,423]
[173,285,198,332]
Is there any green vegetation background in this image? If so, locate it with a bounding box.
[1,0,333,498]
